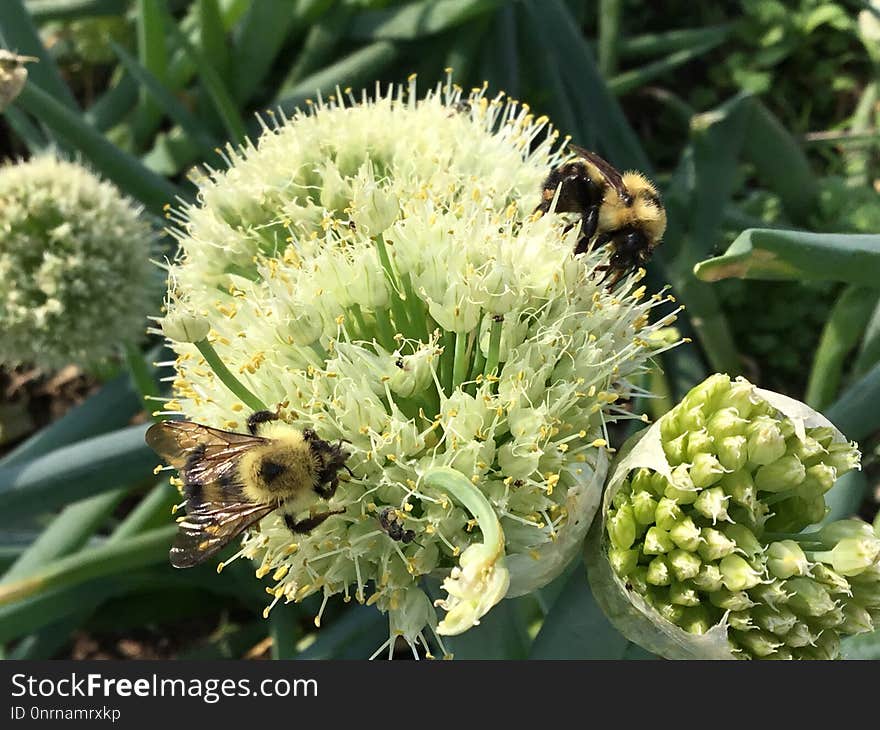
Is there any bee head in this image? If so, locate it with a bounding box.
[608,228,653,271]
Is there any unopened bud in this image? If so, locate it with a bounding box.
[162,310,210,343]
[668,516,702,551]
[654,497,682,531]
[608,546,639,577]
[716,435,747,471]
[785,577,835,617]
[646,555,672,586]
[693,486,730,523]
[747,416,786,466]
[753,605,798,635]
[685,429,714,460]
[669,581,701,606]
[698,528,737,561]
[813,536,880,577]
[680,605,712,635]
[631,491,658,526]
[735,629,782,658]
[766,540,810,579]
[723,524,763,559]
[690,453,726,489]
[754,455,805,493]
[664,464,699,503]
[669,549,702,581]
[643,526,675,555]
[840,603,874,635]
[720,554,763,591]
[709,589,755,612]
[607,504,637,551]
[707,407,747,438]
[692,563,724,592]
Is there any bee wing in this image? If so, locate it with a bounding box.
[568,145,628,198]
[171,500,275,568]
[146,419,266,473]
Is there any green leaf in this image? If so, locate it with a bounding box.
[618,24,733,59]
[2,490,127,582]
[275,40,399,115]
[347,0,501,41]
[609,39,727,96]
[0,525,176,608]
[843,630,880,660]
[164,19,247,146]
[825,360,880,441]
[230,0,301,104]
[198,0,231,81]
[597,0,623,76]
[805,285,880,410]
[84,71,139,132]
[25,0,128,21]
[741,101,819,226]
[693,228,880,286]
[296,604,386,659]
[532,0,651,171]
[280,4,354,89]
[111,41,216,155]
[132,0,168,147]
[12,83,183,215]
[0,424,155,521]
[442,597,532,659]
[854,298,880,377]
[269,604,301,659]
[530,566,630,658]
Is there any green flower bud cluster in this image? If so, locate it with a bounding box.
[604,374,873,659]
[0,156,157,369]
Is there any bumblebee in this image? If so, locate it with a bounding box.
[146,410,351,568]
[377,507,416,544]
[536,145,666,287]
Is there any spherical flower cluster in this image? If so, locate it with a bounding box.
[0,156,157,369]
[158,76,681,655]
[588,373,874,660]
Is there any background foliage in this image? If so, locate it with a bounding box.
[0,0,878,659]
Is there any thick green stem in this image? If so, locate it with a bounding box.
[422,467,503,552]
[483,317,503,378]
[373,306,396,352]
[401,273,429,342]
[440,330,455,394]
[374,234,412,336]
[349,303,370,341]
[452,331,470,389]
[194,339,267,412]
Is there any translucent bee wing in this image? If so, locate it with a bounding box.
[568,144,628,198]
[171,500,275,568]
[145,420,266,470]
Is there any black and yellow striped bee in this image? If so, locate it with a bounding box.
[537,145,666,286]
[146,411,351,568]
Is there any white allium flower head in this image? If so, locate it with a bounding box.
[159,74,680,656]
[0,155,157,368]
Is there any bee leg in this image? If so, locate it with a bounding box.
[314,476,340,500]
[284,509,345,535]
[247,410,279,435]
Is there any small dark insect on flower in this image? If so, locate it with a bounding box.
[378,506,417,544]
[536,145,666,288]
